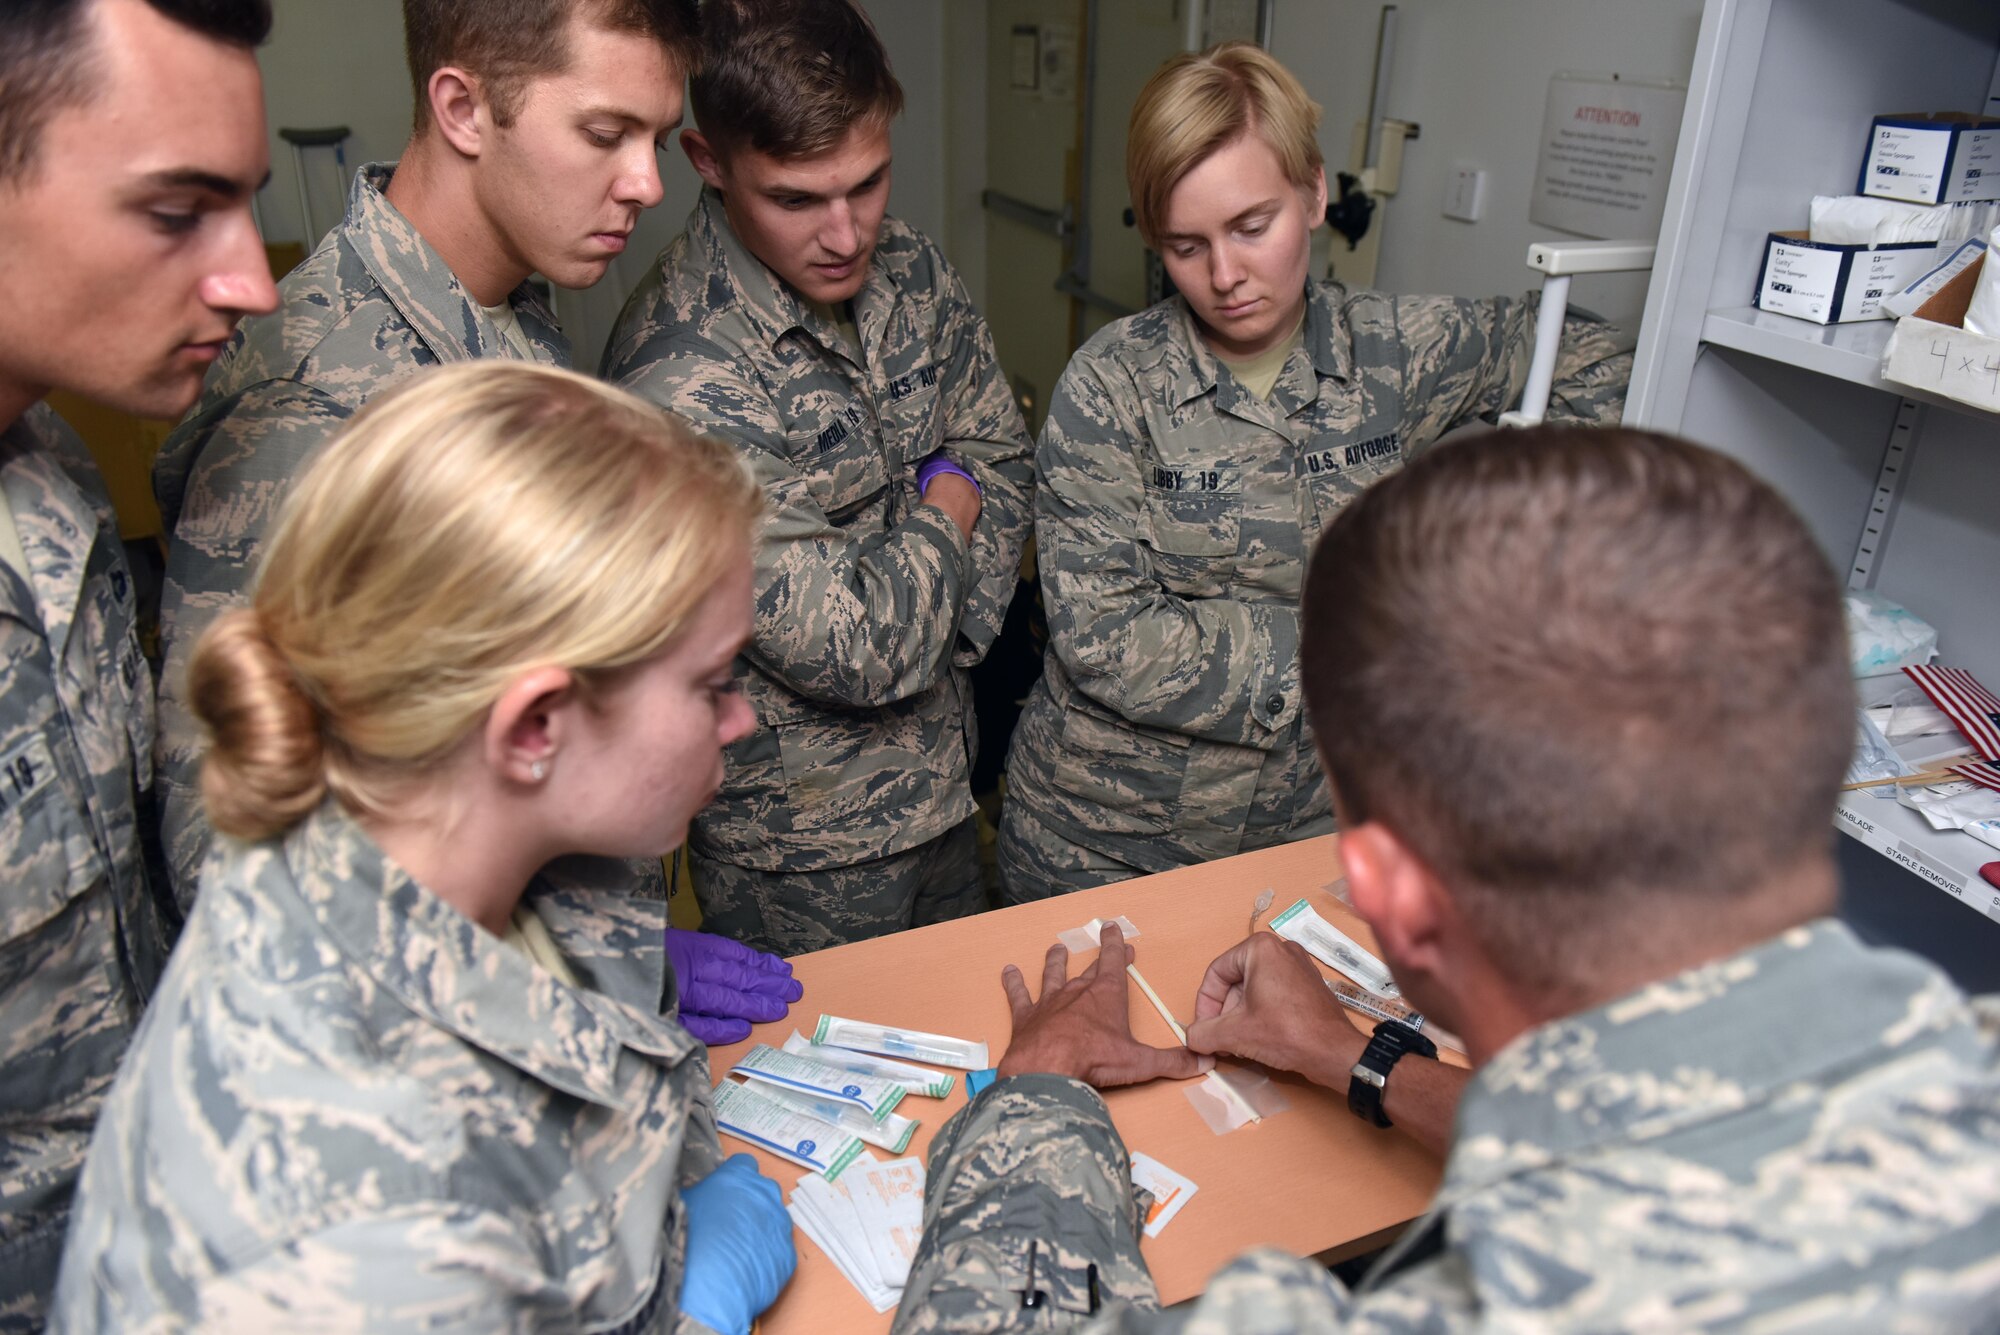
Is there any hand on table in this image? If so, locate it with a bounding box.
[666,929,804,1046]
[677,1154,797,1335]
[1185,932,1360,1088]
[995,922,1210,1088]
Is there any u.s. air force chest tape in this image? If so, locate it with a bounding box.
[1270,898,1464,1055]
[712,1078,870,1181]
[732,1043,907,1120]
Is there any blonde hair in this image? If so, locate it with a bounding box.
[1125,42,1324,249]
[189,362,762,842]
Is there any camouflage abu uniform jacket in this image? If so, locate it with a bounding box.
[603,192,1034,873]
[1004,285,1628,873]
[892,920,2000,1332]
[152,162,566,908]
[0,406,167,1331]
[53,800,726,1333]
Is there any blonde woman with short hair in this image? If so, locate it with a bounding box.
[998,43,1633,903]
[56,364,799,1334]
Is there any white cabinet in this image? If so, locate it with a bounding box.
[1625,0,2000,963]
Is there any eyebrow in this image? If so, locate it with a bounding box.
[1157,198,1282,243]
[761,157,893,201]
[138,167,271,200]
[579,105,684,132]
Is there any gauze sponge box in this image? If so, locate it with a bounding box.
[1861,113,2000,205]
[1755,231,1944,324]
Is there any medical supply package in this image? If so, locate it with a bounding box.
[1130,1152,1198,1238]
[1269,899,1400,997]
[712,1078,870,1180]
[790,1156,927,1312]
[732,1044,907,1121]
[814,1014,990,1070]
[752,1080,920,1154]
[1883,251,2000,411]
[781,1030,956,1098]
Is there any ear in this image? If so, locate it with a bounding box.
[1339,821,1450,981]
[483,666,576,787]
[680,129,729,191]
[1305,165,1329,229]
[427,66,488,159]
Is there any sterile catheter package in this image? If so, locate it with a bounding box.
[781,1030,956,1098]
[755,1080,920,1154]
[712,1078,871,1180]
[1269,899,1400,998]
[814,1014,989,1070]
[732,1043,907,1120]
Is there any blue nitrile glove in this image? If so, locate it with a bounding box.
[678,1154,797,1335]
[666,928,804,1045]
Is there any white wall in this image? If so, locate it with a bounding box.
[252,0,956,368]
[1271,0,1705,336]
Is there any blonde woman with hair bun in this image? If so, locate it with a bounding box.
[997,42,1635,903]
[55,364,800,1335]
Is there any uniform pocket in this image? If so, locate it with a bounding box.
[1141,488,1241,598]
[1048,695,1191,835]
[773,705,938,834]
[788,407,889,520]
[0,732,105,944]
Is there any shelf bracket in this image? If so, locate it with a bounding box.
[1847,397,1924,591]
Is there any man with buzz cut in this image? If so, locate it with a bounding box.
[0,0,280,1322]
[605,0,1035,954]
[151,0,698,910]
[890,426,2000,1332]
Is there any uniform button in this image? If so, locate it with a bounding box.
[1266,694,1285,714]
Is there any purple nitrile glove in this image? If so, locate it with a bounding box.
[916,449,982,496]
[665,928,803,1046]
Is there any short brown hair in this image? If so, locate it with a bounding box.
[402,0,699,131]
[1301,427,1852,993]
[1126,42,1323,249]
[0,0,271,185]
[689,0,904,161]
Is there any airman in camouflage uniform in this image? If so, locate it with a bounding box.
[604,191,1034,953]
[151,162,567,908]
[0,410,170,1330]
[998,284,1630,902]
[891,920,2000,1332]
[52,799,725,1330]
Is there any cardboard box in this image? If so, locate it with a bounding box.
[1755,230,1945,324]
[1860,113,2000,205]
[1882,254,2000,413]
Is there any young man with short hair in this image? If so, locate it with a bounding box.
[891,427,2000,1331]
[605,0,1035,954]
[0,0,279,1320]
[151,0,698,907]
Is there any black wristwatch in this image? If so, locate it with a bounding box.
[1347,1019,1437,1128]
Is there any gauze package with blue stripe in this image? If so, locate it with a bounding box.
[732,1043,906,1120]
[712,1078,870,1180]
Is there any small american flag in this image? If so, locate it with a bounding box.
[1904,665,2000,762]
[1947,759,2000,794]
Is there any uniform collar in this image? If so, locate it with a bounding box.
[341,162,569,368]
[1436,919,1970,1202]
[0,407,101,660]
[1160,281,1353,416]
[282,801,692,1111]
[692,187,894,364]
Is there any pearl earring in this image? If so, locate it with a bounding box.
[530,760,548,782]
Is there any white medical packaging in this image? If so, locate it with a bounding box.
[1883,251,2000,412]
[1860,112,2000,205]
[814,1015,989,1070]
[755,1081,919,1155]
[1269,899,1400,998]
[781,1030,956,1098]
[732,1044,905,1120]
[1755,230,1946,324]
[712,1078,869,1180]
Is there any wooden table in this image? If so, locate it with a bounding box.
[708,835,1451,1332]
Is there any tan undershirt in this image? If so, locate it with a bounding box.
[806,298,863,364]
[480,300,537,361]
[1214,310,1307,400]
[501,904,580,987]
